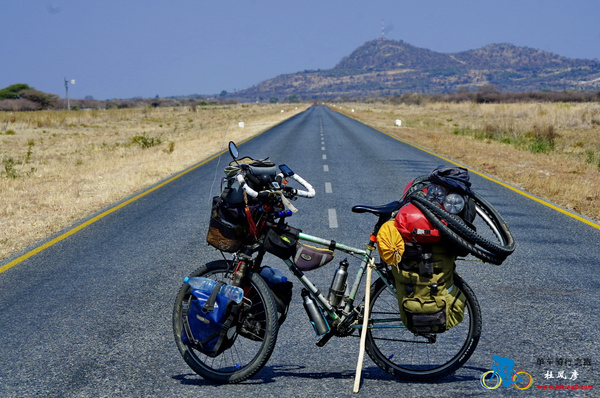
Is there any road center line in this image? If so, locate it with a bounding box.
[323,165,329,172]
[325,182,332,193]
[328,208,338,228]
[322,154,327,160]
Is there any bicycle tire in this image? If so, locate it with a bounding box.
[411,199,504,264]
[365,273,481,382]
[481,370,502,389]
[172,260,279,384]
[410,192,515,258]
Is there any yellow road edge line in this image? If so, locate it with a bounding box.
[0,151,223,275]
[0,108,301,275]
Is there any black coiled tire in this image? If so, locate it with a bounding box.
[410,192,515,264]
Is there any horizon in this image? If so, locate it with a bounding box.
[2,1,599,100]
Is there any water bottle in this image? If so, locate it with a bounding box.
[184,276,244,304]
[327,259,349,308]
[260,267,288,285]
[301,289,330,336]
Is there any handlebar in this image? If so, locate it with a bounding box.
[287,173,316,198]
[235,171,315,199]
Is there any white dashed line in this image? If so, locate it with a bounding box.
[328,209,338,228]
[322,154,327,160]
[323,165,329,172]
[325,182,332,193]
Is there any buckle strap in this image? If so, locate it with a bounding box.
[202,282,224,313]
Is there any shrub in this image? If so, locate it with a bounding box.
[0,99,42,111]
[585,149,600,170]
[529,124,559,151]
[131,133,162,148]
[528,139,553,154]
[2,157,19,179]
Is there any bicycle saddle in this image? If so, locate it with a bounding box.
[352,201,401,217]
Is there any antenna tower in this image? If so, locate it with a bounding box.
[381,20,385,40]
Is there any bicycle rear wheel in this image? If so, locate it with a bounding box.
[172,260,279,384]
[365,273,481,381]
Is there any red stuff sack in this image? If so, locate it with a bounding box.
[395,203,442,243]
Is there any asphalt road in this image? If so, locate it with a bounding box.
[1,105,598,397]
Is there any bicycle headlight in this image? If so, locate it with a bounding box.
[443,193,466,214]
[426,184,446,204]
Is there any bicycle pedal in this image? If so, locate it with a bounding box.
[316,331,334,347]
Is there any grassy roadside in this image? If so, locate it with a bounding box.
[1,104,308,261]
[334,102,600,225]
[2,101,599,263]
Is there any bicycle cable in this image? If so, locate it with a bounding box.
[208,127,229,205]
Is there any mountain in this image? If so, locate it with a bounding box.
[230,39,600,101]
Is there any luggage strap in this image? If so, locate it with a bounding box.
[202,282,225,313]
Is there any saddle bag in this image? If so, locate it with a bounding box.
[181,282,241,357]
[391,244,466,334]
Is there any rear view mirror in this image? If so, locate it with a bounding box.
[228,141,239,160]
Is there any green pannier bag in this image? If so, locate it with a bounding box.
[391,243,466,333]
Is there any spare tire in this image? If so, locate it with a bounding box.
[409,191,515,264]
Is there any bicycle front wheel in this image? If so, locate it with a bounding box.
[365,273,481,381]
[172,260,279,384]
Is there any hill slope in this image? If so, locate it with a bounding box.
[232,39,600,101]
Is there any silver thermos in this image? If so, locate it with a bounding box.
[301,289,330,336]
[327,259,349,308]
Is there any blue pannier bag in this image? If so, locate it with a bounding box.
[181,282,241,357]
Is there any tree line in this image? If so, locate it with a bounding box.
[3,83,600,112]
[0,84,237,112]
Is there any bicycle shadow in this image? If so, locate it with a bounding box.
[172,364,487,386]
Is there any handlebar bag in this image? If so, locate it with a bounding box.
[206,198,246,252]
[223,158,277,204]
[207,197,260,252]
[181,283,241,357]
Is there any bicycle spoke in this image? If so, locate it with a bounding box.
[365,275,481,381]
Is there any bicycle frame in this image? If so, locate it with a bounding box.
[278,231,400,332]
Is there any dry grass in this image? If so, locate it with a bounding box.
[1,104,307,260]
[335,102,600,223]
[2,101,599,262]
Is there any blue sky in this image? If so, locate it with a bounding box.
[2,0,599,100]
